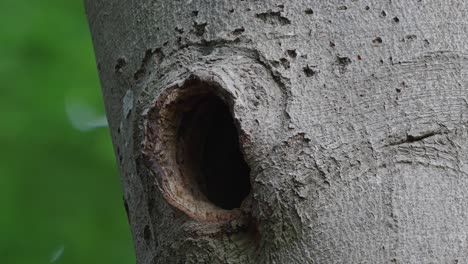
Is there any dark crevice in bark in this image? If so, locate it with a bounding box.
[255,11,291,25]
[123,196,130,221]
[232,27,245,36]
[405,132,436,142]
[286,49,297,58]
[303,65,317,77]
[385,130,444,147]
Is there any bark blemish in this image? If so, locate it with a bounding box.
[402,34,417,42]
[303,65,317,77]
[175,26,184,34]
[123,196,130,220]
[114,57,127,73]
[373,37,383,44]
[143,225,152,243]
[116,147,122,163]
[423,39,430,47]
[255,11,291,25]
[123,90,134,118]
[386,130,445,147]
[286,49,297,58]
[393,16,400,23]
[335,56,351,73]
[133,48,165,82]
[191,10,199,17]
[232,27,245,36]
[192,22,207,36]
[405,132,437,143]
[280,58,290,69]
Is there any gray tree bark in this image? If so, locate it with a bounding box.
[85,1,468,263]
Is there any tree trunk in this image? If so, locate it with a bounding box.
[85,1,468,263]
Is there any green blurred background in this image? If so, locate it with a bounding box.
[0,1,135,263]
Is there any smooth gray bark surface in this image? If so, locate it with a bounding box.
[85,1,468,263]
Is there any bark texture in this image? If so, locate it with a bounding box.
[85,1,468,263]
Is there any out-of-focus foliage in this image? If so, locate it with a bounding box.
[0,1,135,263]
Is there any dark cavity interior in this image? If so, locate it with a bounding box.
[176,93,251,210]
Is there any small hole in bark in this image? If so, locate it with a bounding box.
[123,197,130,220]
[232,27,245,35]
[305,8,314,14]
[373,37,383,44]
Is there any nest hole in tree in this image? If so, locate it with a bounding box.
[154,80,252,214]
[176,88,251,210]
